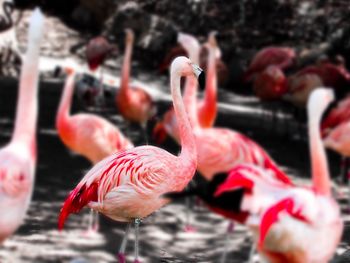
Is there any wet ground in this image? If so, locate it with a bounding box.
[0,74,349,263]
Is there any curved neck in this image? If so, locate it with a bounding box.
[308,99,331,196]
[183,75,200,129]
[171,72,197,167]
[56,73,75,128]
[202,45,217,119]
[120,38,132,92]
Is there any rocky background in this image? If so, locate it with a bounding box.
[10,0,350,90]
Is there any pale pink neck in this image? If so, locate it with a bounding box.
[171,71,197,169]
[120,38,132,93]
[12,31,40,147]
[308,100,331,196]
[56,73,75,128]
[202,44,217,121]
[183,76,200,129]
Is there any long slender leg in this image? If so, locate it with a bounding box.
[117,223,132,263]
[247,241,256,263]
[141,122,148,145]
[133,218,142,263]
[220,221,235,263]
[184,195,196,232]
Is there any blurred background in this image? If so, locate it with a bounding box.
[0,0,350,262]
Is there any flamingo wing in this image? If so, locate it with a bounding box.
[58,146,171,229]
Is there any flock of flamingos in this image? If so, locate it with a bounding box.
[2,7,350,263]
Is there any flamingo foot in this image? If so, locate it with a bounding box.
[184,224,197,233]
[117,253,126,263]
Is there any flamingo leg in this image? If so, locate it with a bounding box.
[220,221,235,263]
[117,222,132,263]
[141,122,148,145]
[247,241,256,263]
[86,209,99,233]
[184,194,196,232]
[133,218,142,263]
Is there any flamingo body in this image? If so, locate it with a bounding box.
[116,85,154,124]
[253,65,288,100]
[244,47,295,82]
[59,145,194,228]
[56,73,133,164]
[215,164,342,263]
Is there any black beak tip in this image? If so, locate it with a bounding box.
[198,71,206,91]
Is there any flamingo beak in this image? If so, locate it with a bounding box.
[191,63,205,91]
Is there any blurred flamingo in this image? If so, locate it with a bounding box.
[58,56,202,263]
[153,32,218,144]
[115,29,155,137]
[215,88,342,263]
[286,61,350,107]
[158,34,228,85]
[85,36,117,72]
[0,8,43,243]
[56,70,133,232]
[243,46,295,82]
[253,65,288,100]
[81,36,117,107]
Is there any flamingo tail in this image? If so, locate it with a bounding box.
[58,182,98,230]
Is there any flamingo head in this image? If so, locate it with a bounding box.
[259,197,309,249]
[171,56,205,90]
[253,65,288,100]
[177,32,200,64]
[86,36,118,71]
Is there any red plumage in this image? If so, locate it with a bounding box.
[58,182,98,230]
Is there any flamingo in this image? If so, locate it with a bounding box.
[286,61,350,107]
[153,32,218,144]
[80,36,117,108]
[56,69,133,232]
[58,56,203,263]
[115,29,155,134]
[158,36,228,86]
[214,88,342,263]
[243,46,295,82]
[0,8,44,243]
[85,36,117,72]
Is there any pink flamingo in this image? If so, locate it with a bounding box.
[215,88,342,263]
[58,56,202,263]
[56,69,133,232]
[115,29,155,132]
[286,61,350,107]
[183,58,289,182]
[243,46,295,82]
[0,8,44,243]
[153,32,218,143]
